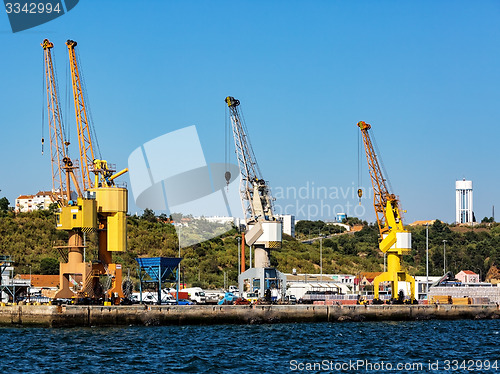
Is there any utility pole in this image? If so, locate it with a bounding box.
[426,224,429,302]
[320,231,323,281]
[237,237,241,276]
[178,225,181,292]
[442,239,447,275]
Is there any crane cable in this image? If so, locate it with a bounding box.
[52,48,69,155]
[65,53,71,153]
[41,49,45,155]
[370,126,394,196]
[76,48,102,160]
[224,104,231,189]
[357,129,362,204]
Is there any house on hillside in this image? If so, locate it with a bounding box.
[456,270,480,284]
[15,191,57,213]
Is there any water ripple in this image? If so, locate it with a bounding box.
[0,320,499,373]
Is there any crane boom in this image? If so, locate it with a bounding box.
[42,39,68,204]
[358,121,403,238]
[66,39,96,192]
[225,96,275,222]
[357,121,415,302]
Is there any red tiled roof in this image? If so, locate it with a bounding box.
[35,191,55,197]
[462,270,477,275]
[36,191,54,196]
[16,195,34,200]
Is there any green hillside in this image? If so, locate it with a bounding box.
[0,208,499,288]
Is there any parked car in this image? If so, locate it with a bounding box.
[177,299,193,305]
[204,291,223,304]
[244,292,259,304]
[228,285,238,293]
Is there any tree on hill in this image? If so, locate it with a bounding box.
[141,208,157,223]
[39,257,59,275]
[0,197,9,213]
[342,217,365,226]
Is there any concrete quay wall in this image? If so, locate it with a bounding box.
[0,304,498,327]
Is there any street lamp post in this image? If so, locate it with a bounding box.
[475,268,482,282]
[29,265,32,303]
[426,224,429,301]
[237,237,241,276]
[442,239,447,275]
[319,231,323,281]
[177,225,181,294]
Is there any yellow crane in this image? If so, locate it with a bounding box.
[42,39,128,302]
[357,121,415,302]
[42,39,97,300]
[65,39,128,301]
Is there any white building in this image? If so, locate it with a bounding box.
[277,214,295,237]
[336,212,347,222]
[456,270,480,284]
[414,276,442,301]
[15,191,57,213]
[456,179,473,224]
[285,273,356,299]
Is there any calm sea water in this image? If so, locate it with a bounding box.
[1,320,499,373]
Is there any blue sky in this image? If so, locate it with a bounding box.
[0,1,499,224]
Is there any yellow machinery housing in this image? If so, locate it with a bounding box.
[56,198,97,231]
[90,187,127,252]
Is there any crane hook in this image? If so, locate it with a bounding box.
[225,171,231,187]
[357,188,363,205]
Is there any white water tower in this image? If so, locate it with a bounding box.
[456,179,473,224]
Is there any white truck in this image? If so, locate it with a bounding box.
[183,287,207,304]
[130,290,176,305]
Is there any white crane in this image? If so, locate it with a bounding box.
[226,97,285,300]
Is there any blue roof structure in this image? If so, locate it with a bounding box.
[135,257,182,283]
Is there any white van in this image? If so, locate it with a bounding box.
[183,287,206,304]
[130,290,176,305]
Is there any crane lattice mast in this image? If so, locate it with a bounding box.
[66,40,96,192]
[358,121,402,235]
[226,96,274,222]
[42,39,69,203]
